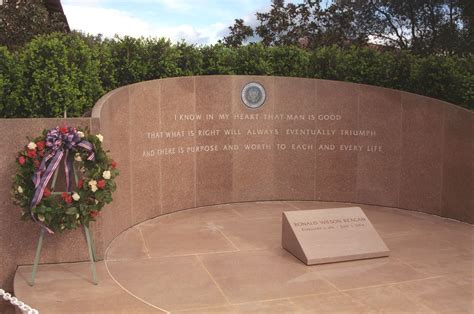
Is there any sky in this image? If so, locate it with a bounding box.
[62,0,302,45]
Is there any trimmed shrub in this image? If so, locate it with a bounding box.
[234,43,273,75]
[1,33,471,118]
[201,44,239,75]
[144,38,180,79]
[106,36,149,87]
[175,42,203,77]
[410,55,473,108]
[270,45,310,77]
[0,47,21,117]
[18,33,102,117]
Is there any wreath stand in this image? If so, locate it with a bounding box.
[29,162,98,286]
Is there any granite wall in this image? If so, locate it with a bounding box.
[1,76,472,310]
[93,76,472,247]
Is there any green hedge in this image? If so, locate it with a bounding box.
[0,46,21,117]
[0,33,472,117]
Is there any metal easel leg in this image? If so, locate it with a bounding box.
[89,229,97,262]
[84,225,98,285]
[30,228,46,286]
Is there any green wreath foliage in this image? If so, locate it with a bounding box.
[11,126,119,232]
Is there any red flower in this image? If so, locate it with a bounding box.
[97,179,106,189]
[61,192,73,204]
[43,187,51,198]
[39,150,45,157]
[34,160,40,168]
[36,141,45,151]
[60,125,68,134]
[27,150,37,158]
[77,179,84,189]
[18,156,26,165]
[111,160,117,169]
[90,211,99,218]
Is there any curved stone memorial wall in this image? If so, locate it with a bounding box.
[93,75,472,249]
[0,76,472,306]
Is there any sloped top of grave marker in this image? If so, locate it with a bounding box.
[282,207,390,265]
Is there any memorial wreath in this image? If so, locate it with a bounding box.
[11,125,119,233]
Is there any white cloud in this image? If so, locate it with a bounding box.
[63,4,227,44]
[153,0,193,12]
[64,5,147,37]
[62,0,105,5]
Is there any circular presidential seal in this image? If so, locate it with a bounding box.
[241,82,266,109]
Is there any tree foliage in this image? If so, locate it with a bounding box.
[0,0,68,50]
[223,19,254,47]
[344,0,473,55]
[223,0,473,55]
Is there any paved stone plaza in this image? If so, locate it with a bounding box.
[15,201,473,313]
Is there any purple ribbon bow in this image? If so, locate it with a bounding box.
[30,126,95,233]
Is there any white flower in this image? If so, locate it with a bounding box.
[75,213,80,219]
[102,170,111,180]
[38,214,45,222]
[77,131,85,138]
[72,193,80,201]
[17,186,23,194]
[27,142,37,150]
[96,134,104,142]
[74,153,82,162]
[95,199,99,205]
[88,180,98,192]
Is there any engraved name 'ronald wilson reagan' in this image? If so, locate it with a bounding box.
[282,207,390,265]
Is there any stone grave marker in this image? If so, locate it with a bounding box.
[282,207,389,265]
